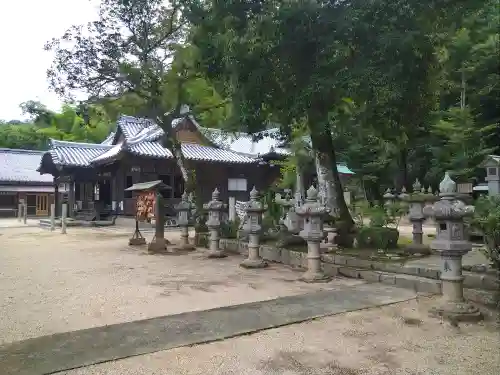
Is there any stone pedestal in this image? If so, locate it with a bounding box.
[204,188,227,258]
[405,179,434,254]
[17,204,22,222]
[423,172,482,322]
[240,187,267,269]
[296,186,331,283]
[61,204,67,234]
[174,192,195,251]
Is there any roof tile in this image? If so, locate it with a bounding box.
[0,148,54,183]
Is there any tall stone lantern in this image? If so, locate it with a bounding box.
[423,172,482,321]
[405,179,437,254]
[174,191,195,251]
[296,185,331,283]
[240,187,268,269]
[204,188,227,258]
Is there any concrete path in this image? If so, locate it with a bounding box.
[0,283,415,375]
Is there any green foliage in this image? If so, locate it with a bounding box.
[220,217,240,239]
[356,226,400,250]
[471,196,500,269]
[0,103,114,150]
[261,190,281,229]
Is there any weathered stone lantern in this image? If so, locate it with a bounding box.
[423,172,482,321]
[275,191,305,248]
[204,188,227,258]
[174,191,195,251]
[405,179,436,254]
[296,185,331,283]
[240,187,268,268]
[383,188,396,205]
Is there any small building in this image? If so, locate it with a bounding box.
[37,114,354,218]
[481,155,500,196]
[0,148,58,217]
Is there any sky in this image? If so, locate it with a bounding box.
[0,0,99,121]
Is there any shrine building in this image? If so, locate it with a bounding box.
[37,114,354,219]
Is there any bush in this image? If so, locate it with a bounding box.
[195,233,209,248]
[356,226,399,250]
[471,196,500,269]
[220,218,240,239]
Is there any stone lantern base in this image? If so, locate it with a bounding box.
[240,258,268,269]
[173,228,196,251]
[207,249,227,259]
[429,301,482,322]
[173,243,196,252]
[404,243,432,255]
[299,270,331,283]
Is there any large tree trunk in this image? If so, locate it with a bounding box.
[315,152,337,214]
[309,123,354,232]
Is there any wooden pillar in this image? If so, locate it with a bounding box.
[68,179,75,218]
[54,180,59,218]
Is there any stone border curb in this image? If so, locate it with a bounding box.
[219,238,499,307]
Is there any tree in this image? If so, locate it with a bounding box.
[183,0,476,231]
[45,0,228,194]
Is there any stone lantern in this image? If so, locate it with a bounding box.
[240,187,268,269]
[423,172,482,321]
[203,188,227,258]
[296,185,331,283]
[174,191,195,251]
[275,191,305,248]
[383,188,396,205]
[405,179,437,254]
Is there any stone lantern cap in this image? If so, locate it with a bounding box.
[245,187,266,213]
[203,188,227,211]
[275,191,296,208]
[296,186,330,217]
[405,179,438,203]
[423,172,475,220]
[383,188,395,200]
[175,191,194,212]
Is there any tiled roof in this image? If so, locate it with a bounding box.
[0,148,54,183]
[181,143,259,163]
[201,127,289,157]
[49,140,113,167]
[100,132,116,145]
[39,114,354,173]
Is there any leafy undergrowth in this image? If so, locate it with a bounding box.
[326,247,429,262]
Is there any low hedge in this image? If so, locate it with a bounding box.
[356,226,399,250]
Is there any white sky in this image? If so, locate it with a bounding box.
[0,0,99,121]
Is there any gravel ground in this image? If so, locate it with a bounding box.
[0,226,363,344]
[62,296,500,375]
[2,225,498,375]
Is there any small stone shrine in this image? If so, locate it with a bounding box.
[173,191,195,251]
[296,185,331,283]
[204,188,227,258]
[423,172,482,321]
[240,187,268,268]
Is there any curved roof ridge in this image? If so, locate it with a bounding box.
[50,139,113,149]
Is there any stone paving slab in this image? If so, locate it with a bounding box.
[0,283,415,375]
